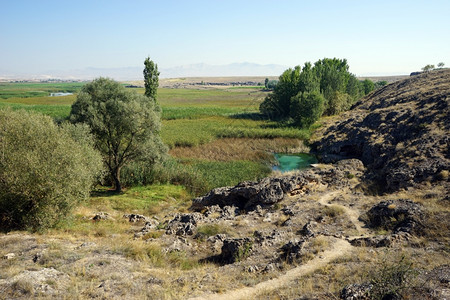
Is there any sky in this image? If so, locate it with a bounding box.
[1,0,449,77]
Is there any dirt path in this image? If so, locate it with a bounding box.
[189,238,352,300]
[317,190,367,234]
[189,191,363,300]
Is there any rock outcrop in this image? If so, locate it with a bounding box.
[191,174,317,210]
[363,199,424,235]
[314,69,450,192]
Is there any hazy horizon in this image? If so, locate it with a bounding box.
[1,0,449,79]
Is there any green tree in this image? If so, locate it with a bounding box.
[437,62,445,68]
[264,78,269,89]
[290,91,325,128]
[362,79,375,95]
[143,57,160,100]
[325,91,352,115]
[259,58,358,123]
[422,64,435,72]
[0,109,103,230]
[69,78,167,192]
[374,80,388,89]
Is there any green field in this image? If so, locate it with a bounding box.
[0,82,311,194]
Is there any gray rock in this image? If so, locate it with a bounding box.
[340,283,372,299]
[300,221,319,237]
[280,239,306,264]
[364,199,424,235]
[192,174,312,210]
[123,214,150,223]
[220,238,253,264]
[93,212,110,221]
[166,213,203,236]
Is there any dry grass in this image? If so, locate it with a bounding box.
[169,137,307,162]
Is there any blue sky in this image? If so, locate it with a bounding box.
[1,0,449,76]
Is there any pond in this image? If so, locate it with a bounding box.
[272,153,318,172]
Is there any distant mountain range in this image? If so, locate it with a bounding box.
[0,63,288,81]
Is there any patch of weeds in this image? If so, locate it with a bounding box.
[322,205,345,218]
[368,253,418,300]
[12,279,34,296]
[142,231,164,240]
[234,241,253,262]
[195,224,228,241]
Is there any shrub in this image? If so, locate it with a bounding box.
[369,254,417,299]
[290,91,325,128]
[0,109,103,231]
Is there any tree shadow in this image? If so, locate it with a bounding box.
[228,112,268,121]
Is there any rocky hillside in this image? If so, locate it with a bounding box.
[313,69,450,192]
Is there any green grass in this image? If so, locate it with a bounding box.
[89,184,190,213]
[0,82,86,99]
[0,102,71,120]
[162,116,311,148]
[185,159,272,189]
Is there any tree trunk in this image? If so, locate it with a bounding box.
[112,166,122,193]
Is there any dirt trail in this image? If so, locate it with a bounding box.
[317,190,367,234]
[189,238,352,300]
[189,191,363,300]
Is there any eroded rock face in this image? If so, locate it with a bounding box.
[191,174,315,210]
[314,69,450,192]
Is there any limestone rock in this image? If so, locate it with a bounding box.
[220,238,253,264]
[192,174,314,210]
[166,213,203,236]
[340,283,372,300]
[363,199,424,235]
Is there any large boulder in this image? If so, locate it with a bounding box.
[192,174,315,210]
[363,199,424,235]
[220,238,253,264]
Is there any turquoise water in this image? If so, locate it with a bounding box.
[272,153,318,172]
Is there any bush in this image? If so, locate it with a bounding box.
[290,91,325,128]
[0,109,103,230]
[325,91,352,116]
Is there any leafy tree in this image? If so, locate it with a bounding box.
[259,58,358,125]
[143,57,160,101]
[69,78,167,192]
[374,80,388,90]
[437,62,445,68]
[290,91,325,128]
[313,58,351,101]
[325,91,352,116]
[0,109,103,230]
[267,80,278,89]
[362,79,375,95]
[421,64,435,72]
[346,75,363,101]
[264,78,269,89]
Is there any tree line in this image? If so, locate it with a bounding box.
[260,58,386,128]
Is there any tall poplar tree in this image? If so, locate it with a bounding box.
[143,57,160,101]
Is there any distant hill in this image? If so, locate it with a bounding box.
[0,63,288,81]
